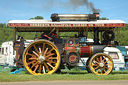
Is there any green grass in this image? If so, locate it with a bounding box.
[0,70,128,82]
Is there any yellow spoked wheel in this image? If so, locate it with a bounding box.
[23,40,61,75]
[89,53,113,75]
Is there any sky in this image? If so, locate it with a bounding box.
[0,0,128,23]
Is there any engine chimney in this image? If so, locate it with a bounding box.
[93,13,100,20]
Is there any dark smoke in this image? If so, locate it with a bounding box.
[69,0,101,13]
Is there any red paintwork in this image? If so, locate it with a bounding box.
[65,47,75,50]
[9,23,30,27]
[79,46,92,57]
[69,55,77,62]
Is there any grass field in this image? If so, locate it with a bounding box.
[0,69,128,82]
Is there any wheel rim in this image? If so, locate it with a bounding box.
[23,40,61,75]
[90,53,113,75]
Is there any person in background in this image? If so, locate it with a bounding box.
[18,37,25,61]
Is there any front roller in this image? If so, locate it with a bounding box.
[89,53,114,75]
[22,40,61,75]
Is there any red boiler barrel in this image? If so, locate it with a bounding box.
[79,45,106,57]
[79,46,92,57]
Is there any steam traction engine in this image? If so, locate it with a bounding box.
[8,13,125,75]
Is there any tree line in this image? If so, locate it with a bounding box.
[0,23,10,28]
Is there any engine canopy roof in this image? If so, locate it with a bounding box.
[8,20,125,32]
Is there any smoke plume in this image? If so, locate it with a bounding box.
[69,0,101,13]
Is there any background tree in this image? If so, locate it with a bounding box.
[29,16,43,20]
[99,17,109,20]
[0,23,6,28]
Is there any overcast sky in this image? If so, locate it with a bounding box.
[0,0,128,23]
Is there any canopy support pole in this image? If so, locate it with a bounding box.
[85,27,88,37]
[13,27,16,42]
[117,27,120,43]
[56,28,59,38]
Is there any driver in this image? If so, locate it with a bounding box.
[37,32,57,41]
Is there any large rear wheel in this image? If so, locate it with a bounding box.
[23,40,61,75]
[89,53,113,75]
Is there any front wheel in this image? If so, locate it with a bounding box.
[89,53,113,75]
[23,40,61,75]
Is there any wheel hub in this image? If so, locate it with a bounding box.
[39,55,45,63]
[99,62,104,67]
